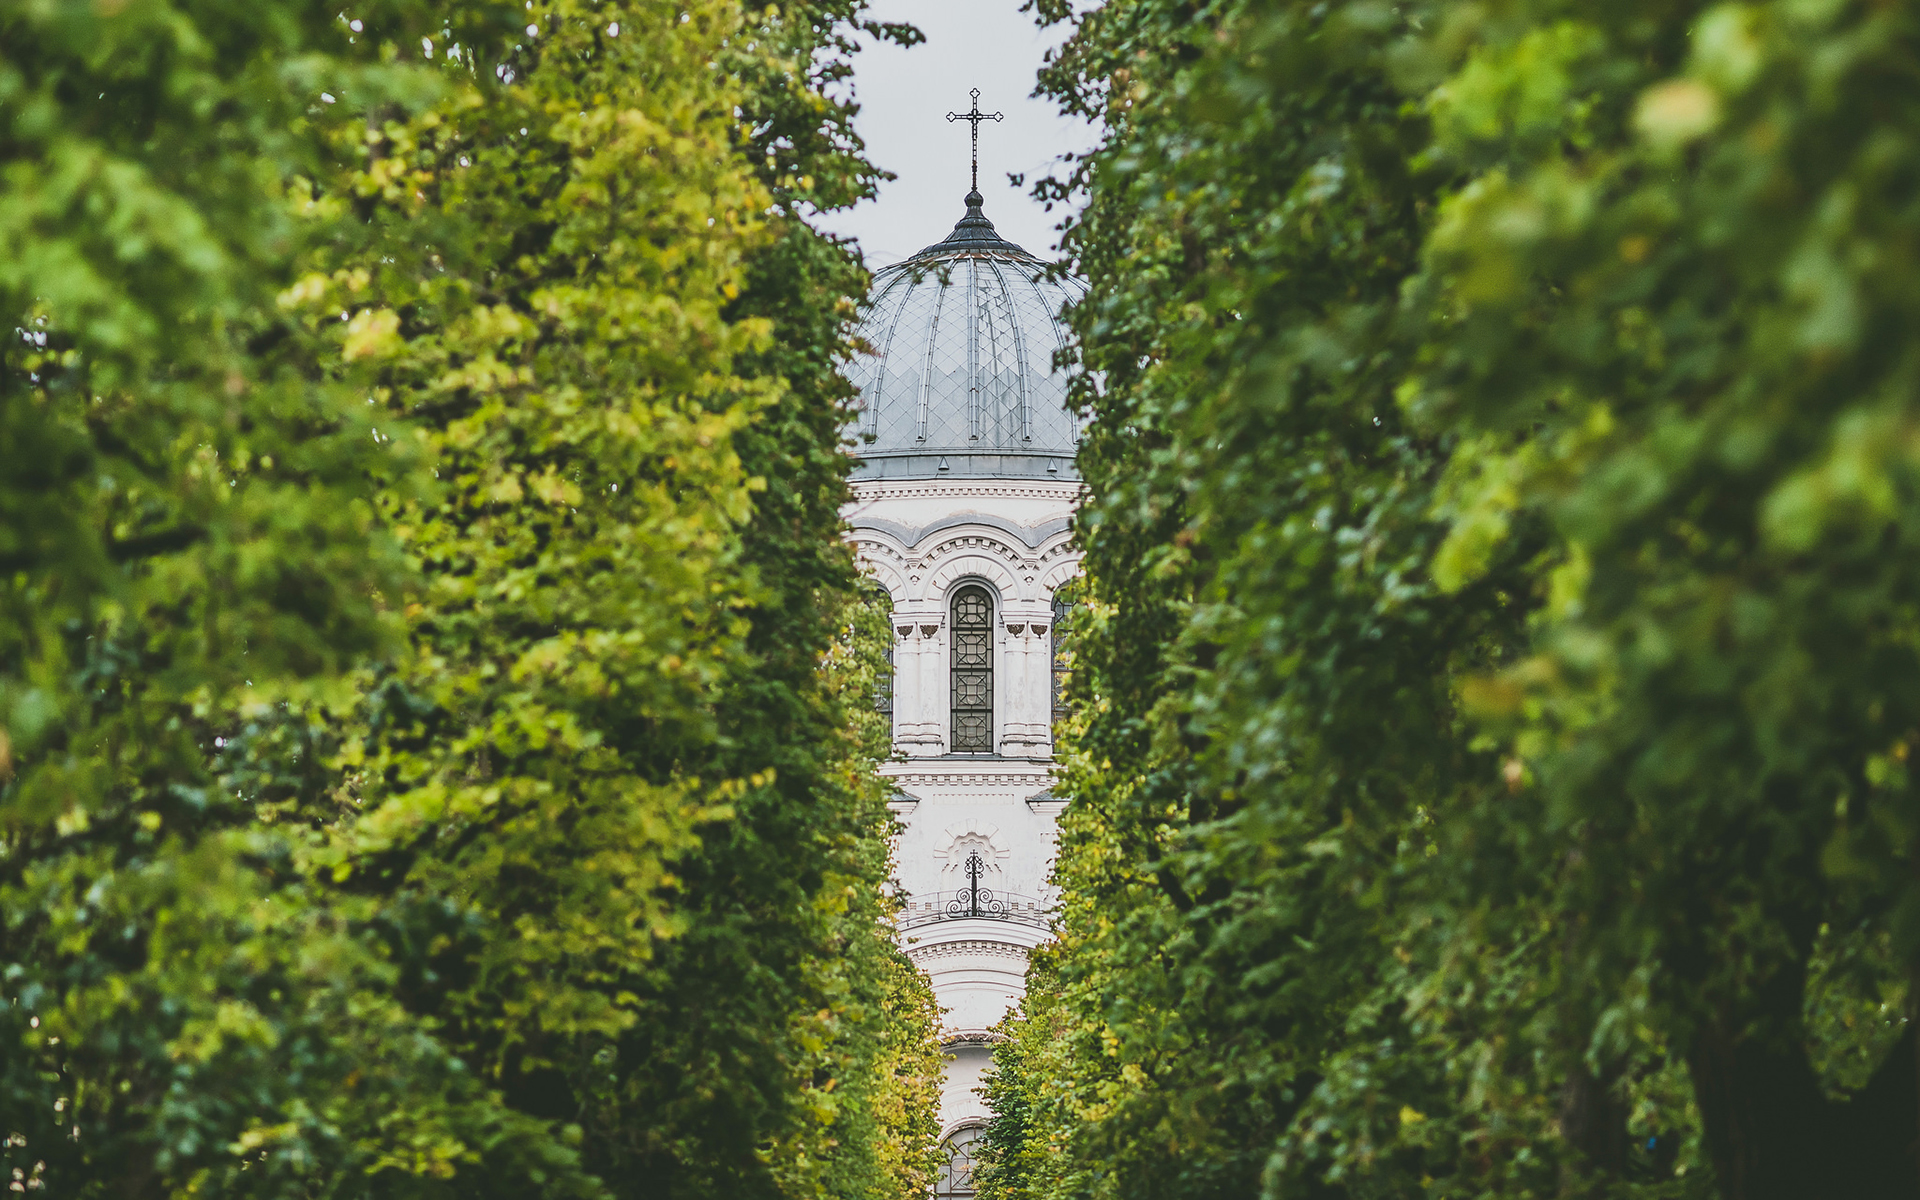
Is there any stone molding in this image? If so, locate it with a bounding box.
[924,550,1023,604]
[933,820,1012,860]
[849,511,1072,553]
[941,1029,1011,1047]
[850,526,1076,562]
[905,939,1032,965]
[938,1116,990,1143]
[850,479,1086,504]
[850,521,1080,608]
[1040,556,1084,593]
[884,770,1054,789]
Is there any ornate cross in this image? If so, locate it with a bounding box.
[965,850,985,916]
[946,88,1004,194]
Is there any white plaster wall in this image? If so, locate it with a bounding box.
[845,475,1081,1134]
[884,768,1063,968]
[939,1043,996,1130]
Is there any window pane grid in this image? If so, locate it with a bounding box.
[1052,595,1072,725]
[936,1126,982,1197]
[951,586,994,753]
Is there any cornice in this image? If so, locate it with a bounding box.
[847,532,1080,575]
[927,533,1025,566]
[850,479,1087,504]
[847,511,1073,553]
[905,939,1033,964]
[881,767,1056,789]
[942,1029,1011,1047]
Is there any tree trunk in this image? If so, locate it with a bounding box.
[1558,1062,1628,1186]
[1828,1024,1919,1199]
[1688,1018,1832,1200]
[1688,1021,1916,1199]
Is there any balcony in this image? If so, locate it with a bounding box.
[896,886,1054,933]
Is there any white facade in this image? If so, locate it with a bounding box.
[842,190,1084,1196]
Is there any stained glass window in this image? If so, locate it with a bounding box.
[870,585,894,717]
[951,585,994,753]
[1052,593,1072,726]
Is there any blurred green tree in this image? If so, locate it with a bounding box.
[984,1,1920,1198]
[0,0,940,1196]
[0,2,545,1194]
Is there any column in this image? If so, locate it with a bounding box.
[998,618,1049,757]
[898,618,946,754]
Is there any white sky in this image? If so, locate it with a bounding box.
[815,0,1100,268]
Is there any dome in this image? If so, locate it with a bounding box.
[846,192,1086,480]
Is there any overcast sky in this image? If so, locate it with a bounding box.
[814,0,1101,268]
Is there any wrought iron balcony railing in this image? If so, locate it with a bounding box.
[895,851,1053,932]
[895,888,1054,932]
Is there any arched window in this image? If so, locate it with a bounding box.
[935,1124,984,1197]
[1051,593,1073,727]
[951,585,994,753]
[863,582,894,717]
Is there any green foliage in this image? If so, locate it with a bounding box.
[0,0,940,1197]
[987,1,1920,1198]
[0,2,495,1193]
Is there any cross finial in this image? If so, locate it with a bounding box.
[946,88,1004,195]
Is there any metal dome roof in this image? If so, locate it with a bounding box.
[846,192,1085,481]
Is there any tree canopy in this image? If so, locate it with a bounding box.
[0,1,939,1197]
[983,2,1920,1198]
[17,0,1920,1197]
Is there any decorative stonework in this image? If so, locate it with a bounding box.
[851,519,1080,612]
[905,939,1033,965]
[941,1029,1011,1046]
[885,771,1055,789]
[924,552,1023,603]
[1041,557,1083,593]
[933,820,1012,860]
[843,194,1085,1134]
[851,480,1087,503]
[931,535,1024,563]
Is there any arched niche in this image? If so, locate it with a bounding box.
[925,552,1020,606]
[847,535,910,603]
[1039,555,1084,597]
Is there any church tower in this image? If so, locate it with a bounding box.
[842,93,1085,1199]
